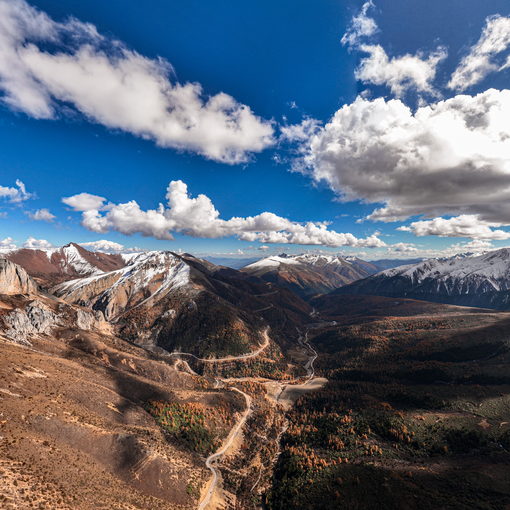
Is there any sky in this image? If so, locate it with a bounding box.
[1,0,510,260]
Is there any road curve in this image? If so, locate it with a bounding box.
[167,327,270,364]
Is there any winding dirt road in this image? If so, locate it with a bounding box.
[171,324,326,510]
[168,327,270,364]
[198,387,251,510]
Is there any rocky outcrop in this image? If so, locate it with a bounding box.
[3,301,60,345]
[0,258,39,295]
[52,252,190,320]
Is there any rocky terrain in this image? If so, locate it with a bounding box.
[2,245,510,510]
[50,250,311,357]
[0,250,321,510]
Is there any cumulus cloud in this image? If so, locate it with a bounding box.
[381,239,495,260]
[27,208,55,221]
[390,242,418,254]
[23,236,53,249]
[0,179,32,203]
[398,215,510,240]
[63,180,386,248]
[62,192,105,212]
[355,45,447,97]
[298,89,510,225]
[0,0,273,163]
[0,237,17,252]
[341,1,377,47]
[449,15,510,91]
[79,239,133,253]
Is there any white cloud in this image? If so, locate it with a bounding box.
[280,117,321,143]
[0,236,17,252]
[62,192,105,212]
[258,245,270,251]
[22,236,53,249]
[381,239,495,260]
[63,180,386,248]
[298,89,510,225]
[399,215,510,240]
[390,242,418,254]
[0,0,273,164]
[449,15,510,91]
[355,44,447,97]
[0,179,32,203]
[340,2,445,97]
[27,208,55,221]
[459,239,494,252]
[79,239,125,253]
[341,1,377,47]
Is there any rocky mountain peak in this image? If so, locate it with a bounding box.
[0,258,39,295]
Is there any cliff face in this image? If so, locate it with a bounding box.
[0,258,39,295]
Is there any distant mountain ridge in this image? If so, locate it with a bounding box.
[241,253,379,298]
[335,248,510,310]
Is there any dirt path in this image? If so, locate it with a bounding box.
[180,324,328,510]
[167,327,270,364]
[198,387,251,510]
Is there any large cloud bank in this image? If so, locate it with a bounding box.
[62,180,385,248]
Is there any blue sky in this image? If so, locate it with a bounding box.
[1,0,510,260]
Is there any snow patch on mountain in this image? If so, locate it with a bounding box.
[382,248,510,292]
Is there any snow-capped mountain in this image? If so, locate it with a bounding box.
[53,251,190,320]
[242,253,379,298]
[334,248,510,309]
[4,242,126,287]
[52,250,311,356]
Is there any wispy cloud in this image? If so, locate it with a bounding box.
[26,208,55,221]
[341,1,378,47]
[0,179,32,203]
[449,15,510,91]
[341,2,446,98]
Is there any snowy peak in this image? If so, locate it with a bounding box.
[382,248,510,291]
[336,247,510,310]
[5,243,126,287]
[245,253,375,270]
[53,251,190,320]
[242,253,378,298]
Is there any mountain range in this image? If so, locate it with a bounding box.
[335,248,510,310]
[241,253,379,298]
[2,243,510,509]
